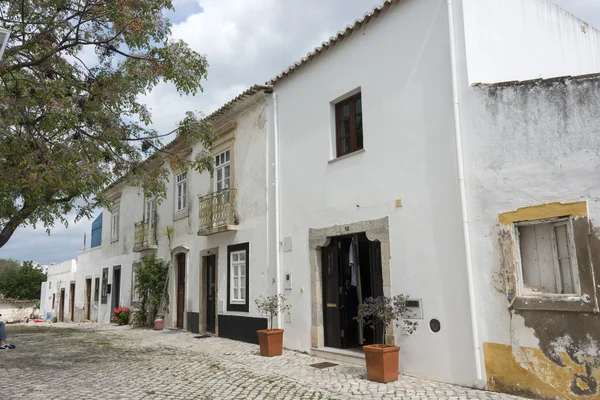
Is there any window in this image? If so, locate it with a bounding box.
[101,268,108,304]
[52,294,55,310]
[131,262,141,304]
[227,242,249,312]
[515,218,580,296]
[146,197,155,222]
[94,277,100,302]
[215,150,231,191]
[335,92,363,158]
[176,172,187,212]
[111,207,119,240]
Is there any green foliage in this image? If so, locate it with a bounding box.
[0,1,214,249]
[355,295,418,346]
[34,299,40,309]
[51,315,58,323]
[255,294,291,331]
[0,259,47,300]
[134,255,169,326]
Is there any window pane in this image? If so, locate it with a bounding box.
[217,181,223,191]
[240,288,246,301]
[217,168,222,181]
[232,253,238,262]
[233,288,238,299]
[224,177,230,189]
[519,223,559,293]
[240,278,245,288]
[554,224,575,294]
[225,150,230,162]
[355,98,363,150]
[239,252,246,262]
[224,165,230,179]
[342,103,350,118]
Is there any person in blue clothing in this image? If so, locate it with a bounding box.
[0,316,16,350]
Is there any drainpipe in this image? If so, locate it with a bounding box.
[273,92,283,329]
[447,0,483,382]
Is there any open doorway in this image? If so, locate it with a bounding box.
[204,255,217,333]
[322,232,383,350]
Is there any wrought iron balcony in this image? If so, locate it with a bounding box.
[133,218,158,252]
[197,189,238,236]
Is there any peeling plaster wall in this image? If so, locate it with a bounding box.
[462,0,600,84]
[461,74,600,398]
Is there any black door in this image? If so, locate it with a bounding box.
[177,253,186,329]
[369,240,384,344]
[206,255,216,333]
[322,242,342,348]
[112,267,121,313]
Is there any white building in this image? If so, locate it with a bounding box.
[45,0,600,398]
[40,259,77,322]
[269,0,600,398]
[71,86,275,343]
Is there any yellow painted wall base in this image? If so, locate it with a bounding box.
[484,342,600,399]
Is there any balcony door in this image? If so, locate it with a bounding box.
[146,197,155,225]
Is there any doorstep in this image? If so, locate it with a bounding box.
[310,347,365,367]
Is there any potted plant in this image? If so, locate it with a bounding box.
[355,295,417,383]
[255,294,291,357]
[154,315,164,330]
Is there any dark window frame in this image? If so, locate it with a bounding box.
[94,277,100,302]
[101,267,108,304]
[227,242,250,312]
[335,92,363,158]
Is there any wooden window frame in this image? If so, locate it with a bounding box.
[227,242,249,312]
[335,92,363,158]
[94,277,100,303]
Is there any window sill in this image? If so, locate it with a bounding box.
[111,236,119,243]
[328,148,365,164]
[174,209,189,221]
[511,294,597,313]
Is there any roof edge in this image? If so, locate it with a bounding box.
[472,72,600,88]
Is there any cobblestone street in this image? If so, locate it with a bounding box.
[1,324,526,400]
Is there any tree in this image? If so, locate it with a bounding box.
[0,1,214,249]
[133,254,169,326]
[0,259,47,299]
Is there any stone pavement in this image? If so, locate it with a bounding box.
[0,323,526,400]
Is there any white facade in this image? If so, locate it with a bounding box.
[462,0,600,84]
[71,90,274,340]
[43,0,600,396]
[40,259,77,322]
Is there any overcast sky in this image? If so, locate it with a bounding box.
[1,0,599,264]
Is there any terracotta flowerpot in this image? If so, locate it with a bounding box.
[154,318,164,331]
[363,344,400,383]
[257,329,284,357]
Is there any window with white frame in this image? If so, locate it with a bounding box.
[215,149,231,191]
[227,242,249,311]
[515,217,580,296]
[145,197,155,223]
[230,251,246,303]
[176,172,187,212]
[111,207,119,240]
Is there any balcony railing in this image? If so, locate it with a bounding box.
[133,218,158,251]
[198,189,237,236]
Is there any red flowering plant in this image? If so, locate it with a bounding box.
[112,307,131,326]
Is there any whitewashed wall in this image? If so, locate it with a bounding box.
[75,93,272,332]
[462,0,600,84]
[42,259,77,322]
[274,0,478,387]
